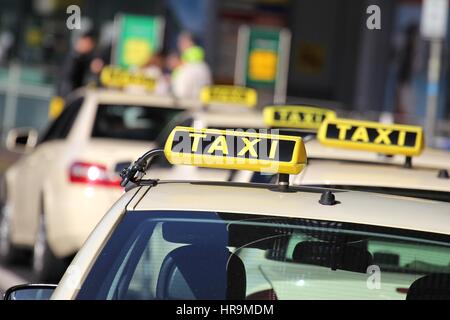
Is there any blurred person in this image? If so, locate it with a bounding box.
[165,51,182,82]
[57,31,97,98]
[166,51,182,72]
[141,51,170,94]
[89,43,112,86]
[171,31,212,99]
[90,57,105,75]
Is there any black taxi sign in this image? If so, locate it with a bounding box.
[263,105,336,129]
[164,127,307,174]
[200,85,258,108]
[318,118,424,156]
[100,66,156,90]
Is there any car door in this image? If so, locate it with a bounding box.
[11,97,84,241]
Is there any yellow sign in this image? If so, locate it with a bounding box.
[249,49,278,81]
[48,96,65,119]
[164,127,307,174]
[318,118,424,156]
[100,66,156,90]
[200,85,258,108]
[264,105,336,130]
[123,39,153,67]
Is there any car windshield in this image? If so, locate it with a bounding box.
[92,104,183,141]
[76,211,450,300]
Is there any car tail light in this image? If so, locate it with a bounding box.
[69,162,121,187]
[396,288,408,294]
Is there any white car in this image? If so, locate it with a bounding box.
[4,126,450,300]
[0,86,266,282]
[0,88,197,281]
[294,117,450,200]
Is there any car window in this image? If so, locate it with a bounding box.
[76,211,450,300]
[154,112,193,149]
[91,105,183,142]
[40,97,83,143]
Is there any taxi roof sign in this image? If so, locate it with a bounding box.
[264,105,336,130]
[318,118,424,156]
[164,126,307,174]
[100,66,156,90]
[200,85,258,108]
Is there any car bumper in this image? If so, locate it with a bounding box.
[46,184,124,258]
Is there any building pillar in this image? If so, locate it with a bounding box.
[353,0,396,114]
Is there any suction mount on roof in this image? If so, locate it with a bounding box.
[438,169,449,179]
[404,156,413,169]
[276,173,290,192]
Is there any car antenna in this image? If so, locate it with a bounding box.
[120,149,164,187]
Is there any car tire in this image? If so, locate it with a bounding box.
[32,214,67,283]
[0,196,30,265]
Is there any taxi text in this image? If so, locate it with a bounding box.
[325,123,417,147]
[170,129,288,162]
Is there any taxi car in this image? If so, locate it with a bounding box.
[4,127,450,300]
[0,80,263,282]
[297,117,450,200]
[0,87,192,281]
[245,105,450,201]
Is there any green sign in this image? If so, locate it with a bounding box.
[114,14,164,68]
[244,27,281,88]
[235,25,290,103]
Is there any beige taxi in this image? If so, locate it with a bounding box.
[246,105,450,201]
[3,126,450,300]
[0,82,262,282]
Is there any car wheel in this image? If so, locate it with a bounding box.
[32,214,67,283]
[0,200,30,264]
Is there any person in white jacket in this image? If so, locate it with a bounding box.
[171,32,212,100]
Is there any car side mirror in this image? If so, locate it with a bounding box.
[3,284,56,300]
[6,128,39,153]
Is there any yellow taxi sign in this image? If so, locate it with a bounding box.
[164,126,307,174]
[200,85,258,108]
[318,118,424,156]
[263,105,336,129]
[100,66,156,90]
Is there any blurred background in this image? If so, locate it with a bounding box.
[0,0,449,159]
[0,0,449,290]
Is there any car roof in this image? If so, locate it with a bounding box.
[192,110,265,128]
[128,181,450,236]
[295,139,450,192]
[84,87,201,110]
[294,159,450,192]
[305,139,450,170]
